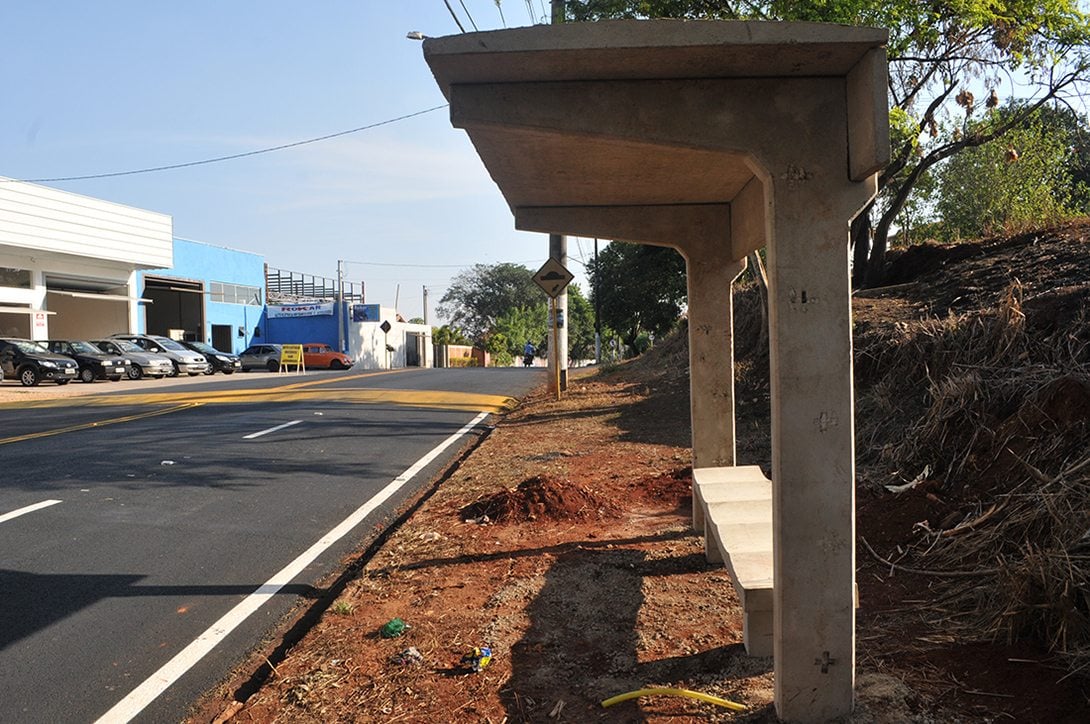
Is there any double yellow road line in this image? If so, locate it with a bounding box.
[0,370,516,446]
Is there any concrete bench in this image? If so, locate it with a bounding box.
[692,465,773,657]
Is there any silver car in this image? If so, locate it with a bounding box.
[91,338,174,380]
[109,334,211,376]
[239,343,284,372]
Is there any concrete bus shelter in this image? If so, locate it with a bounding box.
[424,20,888,722]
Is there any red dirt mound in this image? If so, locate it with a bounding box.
[460,474,618,524]
[623,466,693,507]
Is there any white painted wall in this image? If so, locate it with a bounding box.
[347,307,432,369]
[0,178,173,268]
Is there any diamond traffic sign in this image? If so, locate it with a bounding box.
[532,257,574,298]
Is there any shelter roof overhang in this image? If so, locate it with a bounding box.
[424,20,889,249]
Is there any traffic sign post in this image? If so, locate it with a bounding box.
[534,258,573,400]
[533,257,574,298]
[380,319,392,369]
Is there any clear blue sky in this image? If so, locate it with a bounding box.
[1,1,592,322]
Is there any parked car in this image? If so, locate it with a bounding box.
[44,340,129,382]
[178,340,242,375]
[0,337,79,386]
[239,343,283,372]
[91,338,174,380]
[109,334,210,376]
[301,343,353,370]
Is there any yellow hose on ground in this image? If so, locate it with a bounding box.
[601,687,746,711]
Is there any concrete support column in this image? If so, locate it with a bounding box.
[126,271,142,334]
[767,180,864,722]
[683,244,745,531]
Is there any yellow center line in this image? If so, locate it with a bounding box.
[0,368,518,429]
[0,403,202,446]
[273,368,407,391]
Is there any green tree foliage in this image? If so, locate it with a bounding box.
[432,324,470,345]
[589,242,687,353]
[436,262,540,343]
[565,284,597,362]
[485,332,514,366]
[490,284,597,363]
[565,0,1090,285]
[493,303,548,358]
[936,106,1075,238]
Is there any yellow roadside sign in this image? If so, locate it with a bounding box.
[280,344,305,373]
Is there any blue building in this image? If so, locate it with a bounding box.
[137,237,265,354]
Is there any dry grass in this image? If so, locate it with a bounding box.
[856,279,1090,678]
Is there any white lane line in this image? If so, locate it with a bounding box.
[96,410,490,724]
[0,499,62,524]
[243,419,303,440]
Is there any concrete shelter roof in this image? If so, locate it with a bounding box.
[425,20,889,93]
[423,20,888,247]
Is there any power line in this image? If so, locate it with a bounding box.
[4,105,449,184]
[441,0,467,32]
[458,0,479,31]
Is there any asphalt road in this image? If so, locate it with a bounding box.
[0,368,543,722]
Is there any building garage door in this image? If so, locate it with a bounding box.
[143,276,204,341]
[44,274,136,339]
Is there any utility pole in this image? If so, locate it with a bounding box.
[594,238,601,364]
[336,259,345,353]
[423,285,429,325]
[549,0,569,392]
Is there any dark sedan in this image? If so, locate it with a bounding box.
[0,338,79,386]
[178,340,242,375]
[44,340,129,383]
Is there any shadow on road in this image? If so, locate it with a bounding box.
[0,568,315,653]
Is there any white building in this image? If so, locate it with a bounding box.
[0,178,172,340]
[347,305,432,369]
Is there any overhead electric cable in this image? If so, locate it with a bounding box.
[442,0,468,32]
[458,0,479,31]
[5,105,449,184]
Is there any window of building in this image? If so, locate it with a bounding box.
[0,268,31,289]
[210,281,262,306]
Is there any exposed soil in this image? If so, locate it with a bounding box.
[189,221,1090,723]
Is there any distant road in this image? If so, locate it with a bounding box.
[0,368,543,722]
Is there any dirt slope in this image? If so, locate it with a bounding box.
[190,221,1090,722]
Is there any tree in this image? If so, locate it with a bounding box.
[485,332,514,366]
[566,284,597,362]
[436,263,540,343]
[432,324,469,346]
[566,0,1090,286]
[936,105,1075,238]
[490,284,596,362]
[589,242,687,352]
[493,303,548,359]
